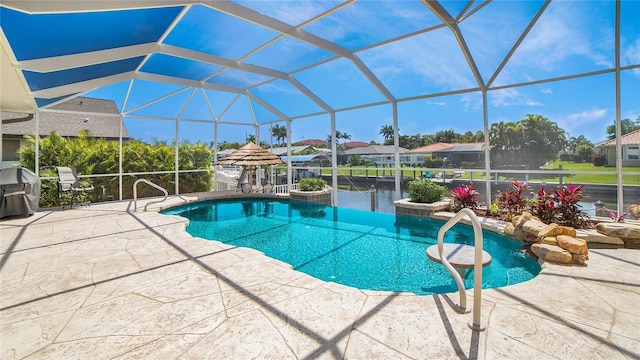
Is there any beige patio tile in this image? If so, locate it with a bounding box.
[113,334,206,359]
[1,199,639,359]
[182,310,295,359]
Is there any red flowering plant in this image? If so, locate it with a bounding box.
[531,183,591,228]
[495,180,530,221]
[530,186,556,224]
[553,183,591,228]
[450,183,480,212]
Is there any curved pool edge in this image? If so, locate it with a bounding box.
[157,195,542,296]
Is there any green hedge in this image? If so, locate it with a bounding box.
[407,178,448,203]
[19,131,212,207]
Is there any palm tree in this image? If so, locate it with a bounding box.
[271,124,287,146]
[341,132,351,148]
[246,134,256,144]
[379,125,395,141]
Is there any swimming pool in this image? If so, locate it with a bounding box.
[162,198,540,295]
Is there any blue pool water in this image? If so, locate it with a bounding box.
[162,199,540,295]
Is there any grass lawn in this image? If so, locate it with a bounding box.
[316,161,640,185]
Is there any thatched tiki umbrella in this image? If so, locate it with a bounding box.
[213,142,283,191]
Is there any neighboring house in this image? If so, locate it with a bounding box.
[293,139,326,147]
[281,153,332,167]
[267,145,314,156]
[403,142,456,165]
[343,141,369,149]
[433,142,485,167]
[595,129,640,167]
[343,145,408,165]
[1,97,128,169]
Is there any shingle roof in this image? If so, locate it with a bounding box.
[596,129,640,147]
[407,142,456,153]
[267,145,311,156]
[436,143,485,153]
[1,97,128,140]
[344,145,407,155]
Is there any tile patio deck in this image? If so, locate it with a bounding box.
[1,195,639,359]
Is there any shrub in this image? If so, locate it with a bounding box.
[529,186,557,224]
[408,179,447,203]
[551,183,591,228]
[19,132,212,207]
[298,177,326,191]
[423,156,443,168]
[450,183,479,211]
[495,180,530,221]
[526,183,592,229]
[347,155,370,166]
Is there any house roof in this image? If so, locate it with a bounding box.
[267,145,312,156]
[596,129,640,147]
[344,141,369,149]
[344,145,407,155]
[435,142,485,153]
[2,97,128,140]
[407,142,456,153]
[294,139,326,146]
[281,153,330,162]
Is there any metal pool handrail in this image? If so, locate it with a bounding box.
[434,208,486,331]
[133,179,168,212]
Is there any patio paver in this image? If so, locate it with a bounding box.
[1,196,639,359]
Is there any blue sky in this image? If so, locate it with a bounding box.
[9,0,635,146]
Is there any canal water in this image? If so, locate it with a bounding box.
[336,186,611,217]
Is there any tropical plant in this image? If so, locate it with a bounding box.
[298,177,326,191]
[551,183,590,228]
[19,132,212,207]
[379,125,395,141]
[347,155,370,166]
[490,114,567,169]
[450,183,480,212]
[495,180,530,220]
[407,179,448,203]
[271,124,287,145]
[536,184,590,227]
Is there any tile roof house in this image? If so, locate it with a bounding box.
[2,97,128,168]
[595,129,640,166]
[343,145,407,165]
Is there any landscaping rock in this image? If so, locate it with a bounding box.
[572,254,588,265]
[504,222,515,236]
[541,236,558,246]
[514,212,534,227]
[514,225,538,242]
[559,226,577,237]
[522,219,547,237]
[531,243,573,264]
[538,223,560,238]
[575,229,624,245]
[595,222,640,244]
[557,235,588,255]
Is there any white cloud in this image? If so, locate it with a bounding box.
[540,87,553,94]
[623,37,640,74]
[426,100,447,106]
[511,2,613,70]
[556,108,608,133]
[489,88,543,107]
[362,29,477,92]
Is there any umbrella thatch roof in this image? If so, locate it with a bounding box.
[213,142,284,167]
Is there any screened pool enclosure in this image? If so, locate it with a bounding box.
[1,1,638,213]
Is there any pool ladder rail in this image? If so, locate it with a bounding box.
[132,179,168,212]
[428,208,488,331]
